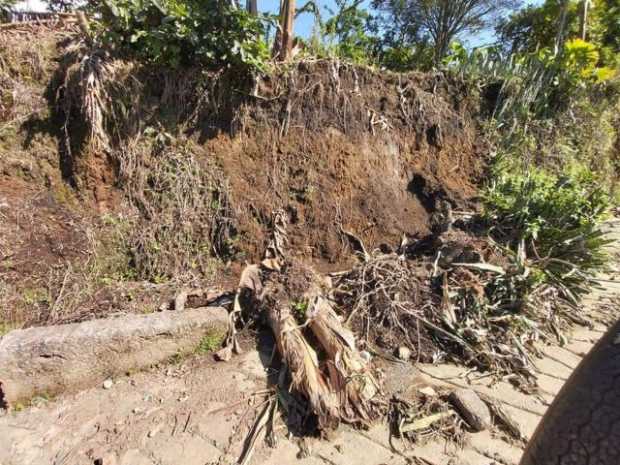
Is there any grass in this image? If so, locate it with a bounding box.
[195,330,226,354]
[20,287,50,306]
[0,320,18,337]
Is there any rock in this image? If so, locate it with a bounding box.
[449,388,491,432]
[102,379,113,390]
[396,346,411,361]
[418,386,438,398]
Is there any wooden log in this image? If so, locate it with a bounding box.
[0,307,228,406]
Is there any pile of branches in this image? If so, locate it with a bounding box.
[228,206,606,439]
[332,225,586,387]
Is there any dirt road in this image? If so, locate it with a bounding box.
[1,224,619,465]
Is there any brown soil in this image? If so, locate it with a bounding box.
[0,28,487,327]
[206,62,486,268]
[0,178,89,278]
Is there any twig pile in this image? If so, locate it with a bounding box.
[333,253,436,361]
[389,391,464,448]
[332,227,586,387]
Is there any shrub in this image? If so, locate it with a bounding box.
[196,330,226,353]
[93,0,270,71]
[484,167,610,300]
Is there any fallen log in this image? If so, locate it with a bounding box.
[0,307,228,406]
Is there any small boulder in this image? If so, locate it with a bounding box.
[102,379,113,390]
[418,386,439,398]
[449,388,491,432]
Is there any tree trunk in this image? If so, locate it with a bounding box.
[247,0,258,15]
[0,308,229,407]
[265,303,340,430]
[580,0,589,40]
[275,0,296,61]
[554,0,571,55]
[433,31,450,66]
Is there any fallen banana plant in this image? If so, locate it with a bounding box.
[224,211,382,433]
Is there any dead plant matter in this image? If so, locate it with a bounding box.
[388,390,464,449]
[229,211,382,433]
[333,253,436,361]
[117,135,236,281]
[332,225,585,387]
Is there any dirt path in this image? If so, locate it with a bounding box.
[1,223,619,465]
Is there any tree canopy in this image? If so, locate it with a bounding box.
[372,0,520,63]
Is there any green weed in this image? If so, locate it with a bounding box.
[195,330,226,354]
[0,320,18,337]
[292,300,309,322]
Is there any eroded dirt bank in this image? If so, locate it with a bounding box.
[1,27,486,328]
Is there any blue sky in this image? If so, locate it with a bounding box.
[281,0,545,47]
[263,0,544,47]
[16,0,543,47]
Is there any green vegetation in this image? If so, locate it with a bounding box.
[92,0,270,71]
[432,1,619,319]
[196,330,226,354]
[20,287,50,306]
[92,214,137,284]
[0,320,18,337]
[0,0,17,13]
[484,167,611,301]
[292,300,309,322]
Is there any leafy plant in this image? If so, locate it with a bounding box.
[292,300,309,322]
[92,0,270,71]
[484,166,611,300]
[196,330,226,353]
[322,0,379,64]
[0,0,17,23]
[0,0,16,11]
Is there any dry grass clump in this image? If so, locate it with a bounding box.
[0,211,145,329]
[60,51,236,282]
[61,54,143,157]
[0,31,54,143]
